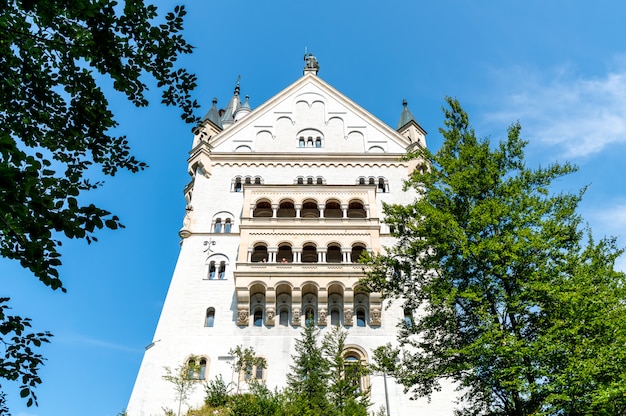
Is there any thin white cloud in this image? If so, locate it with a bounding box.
[482,61,626,159]
[60,332,142,353]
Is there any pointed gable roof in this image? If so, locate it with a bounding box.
[208,72,414,154]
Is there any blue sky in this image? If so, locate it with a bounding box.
[3,1,626,415]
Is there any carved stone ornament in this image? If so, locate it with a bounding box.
[266,308,276,326]
[370,308,381,326]
[344,308,353,326]
[237,309,249,326]
[292,308,301,326]
[318,308,327,325]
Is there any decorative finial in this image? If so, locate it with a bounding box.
[402,99,408,107]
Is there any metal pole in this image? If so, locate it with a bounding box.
[383,371,391,416]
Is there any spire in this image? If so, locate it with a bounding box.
[396,99,416,129]
[201,97,222,128]
[220,77,242,128]
[234,95,252,122]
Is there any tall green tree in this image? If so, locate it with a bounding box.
[285,319,331,415]
[363,97,626,415]
[322,326,370,416]
[1,0,198,411]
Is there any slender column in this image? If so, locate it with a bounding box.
[293,248,302,263]
[341,203,348,218]
[318,204,325,218]
[292,288,302,326]
[265,288,276,326]
[341,247,351,263]
[343,289,354,326]
[247,247,253,262]
[268,247,277,263]
[318,288,328,326]
[318,247,327,263]
[271,204,278,218]
[295,203,302,218]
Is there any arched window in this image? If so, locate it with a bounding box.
[301,201,319,218]
[331,308,341,326]
[251,244,268,263]
[218,261,226,279]
[327,245,342,263]
[356,308,366,327]
[404,308,413,329]
[347,201,366,218]
[254,177,261,184]
[358,177,365,185]
[307,137,313,147]
[253,201,272,218]
[245,177,251,185]
[234,177,242,192]
[277,244,293,263]
[297,177,304,184]
[315,137,322,148]
[316,177,323,185]
[368,177,375,185]
[378,178,387,193]
[277,201,295,218]
[344,354,363,392]
[224,218,232,233]
[205,308,215,327]
[325,201,342,218]
[302,245,318,263]
[304,306,315,325]
[351,245,366,263]
[206,255,229,280]
[214,218,222,233]
[299,137,305,148]
[307,177,313,185]
[253,309,263,327]
[199,358,207,380]
[188,359,197,379]
[279,309,289,326]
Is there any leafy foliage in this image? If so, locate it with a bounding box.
[285,321,370,416]
[163,356,201,416]
[0,298,51,413]
[1,0,198,290]
[323,326,370,416]
[363,97,626,415]
[1,1,198,410]
[286,319,331,415]
[228,345,266,394]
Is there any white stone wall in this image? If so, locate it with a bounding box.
[127,73,457,416]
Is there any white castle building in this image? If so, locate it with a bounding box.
[127,55,456,415]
